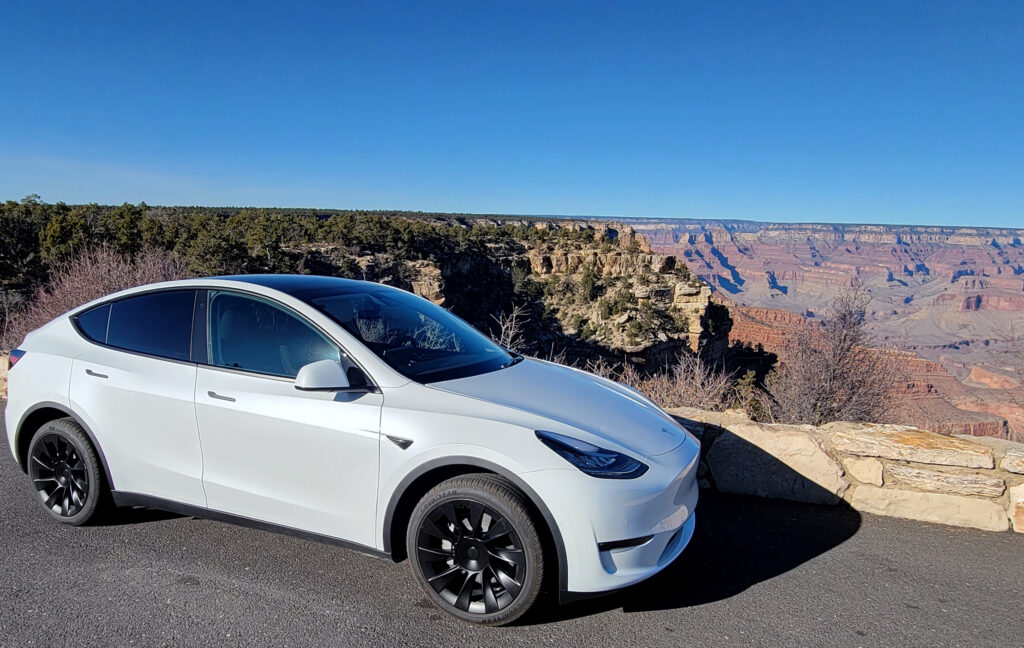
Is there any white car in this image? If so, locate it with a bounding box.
[4,275,699,624]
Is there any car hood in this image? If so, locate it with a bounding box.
[428,358,687,457]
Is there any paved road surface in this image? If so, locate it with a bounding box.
[1,409,1022,647]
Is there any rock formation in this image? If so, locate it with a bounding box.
[635,218,1024,441]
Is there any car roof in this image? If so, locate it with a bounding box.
[213,274,395,300]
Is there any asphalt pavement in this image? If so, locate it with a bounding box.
[1,408,1022,647]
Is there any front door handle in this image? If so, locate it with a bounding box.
[207,391,236,402]
[85,369,108,379]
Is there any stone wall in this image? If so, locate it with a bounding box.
[668,407,1024,533]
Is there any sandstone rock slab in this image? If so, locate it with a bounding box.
[1010,484,1024,533]
[844,457,883,486]
[706,422,849,505]
[883,464,1005,497]
[405,261,445,305]
[851,485,1009,532]
[827,423,994,469]
[1001,448,1024,475]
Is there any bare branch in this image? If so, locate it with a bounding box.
[759,284,904,425]
[489,303,528,353]
[639,353,735,411]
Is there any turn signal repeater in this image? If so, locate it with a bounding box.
[535,430,648,479]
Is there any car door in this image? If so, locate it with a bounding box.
[195,290,383,548]
[69,289,206,506]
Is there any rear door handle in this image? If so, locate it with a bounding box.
[207,391,236,402]
[85,369,108,379]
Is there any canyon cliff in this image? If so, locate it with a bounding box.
[633,219,1024,441]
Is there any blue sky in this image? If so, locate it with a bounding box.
[1,1,1021,227]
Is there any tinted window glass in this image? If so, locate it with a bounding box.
[107,291,196,361]
[75,304,111,343]
[209,292,339,377]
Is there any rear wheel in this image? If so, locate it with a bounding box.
[406,474,545,625]
[27,418,107,525]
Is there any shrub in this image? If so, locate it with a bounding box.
[2,248,189,350]
[39,206,95,265]
[578,262,599,302]
[758,284,903,425]
[732,370,767,419]
[669,306,690,333]
[638,354,735,411]
[572,353,735,412]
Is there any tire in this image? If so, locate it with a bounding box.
[26,418,107,526]
[406,473,545,625]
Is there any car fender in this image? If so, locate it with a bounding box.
[380,453,571,598]
[13,400,117,490]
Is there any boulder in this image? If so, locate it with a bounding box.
[673,283,703,299]
[844,457,883,486]
[706,422,849,505]
[1002,448,1024,475]
[1010,484,1024,533]
[851,485,1009,532]
[882,464,1005,498]
[827,423,995,469]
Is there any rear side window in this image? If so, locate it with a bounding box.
[208,291,339,377]
[74,304,111,343]
[105,291,197,361]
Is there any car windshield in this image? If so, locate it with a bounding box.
[308,288,515,383]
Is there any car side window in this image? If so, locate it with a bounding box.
[103,290,197,361]
[208,291,340,378]
[74,303,111,343]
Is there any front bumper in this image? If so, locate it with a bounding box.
[521,432,700,594]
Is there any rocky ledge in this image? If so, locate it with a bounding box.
[669,407,1024,533]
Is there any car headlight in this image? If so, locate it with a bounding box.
[535,430,648,479]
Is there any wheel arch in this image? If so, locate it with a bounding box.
[382,456,569,596]
[14,401,115,490]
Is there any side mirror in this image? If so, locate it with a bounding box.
[295,359,361,392]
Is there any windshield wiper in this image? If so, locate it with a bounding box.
[501,353,524,369]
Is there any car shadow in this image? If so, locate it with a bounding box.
[531,413,864,624]
[548,492,861,622]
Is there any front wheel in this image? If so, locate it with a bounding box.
[26,418,107,525]
[406,474,545,625]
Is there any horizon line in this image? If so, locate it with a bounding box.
[8,196,1024,234]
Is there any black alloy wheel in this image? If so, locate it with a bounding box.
[26,418,106,525]
[30,433,90,517]
[407,475,544,625]
[417,499,525,613]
